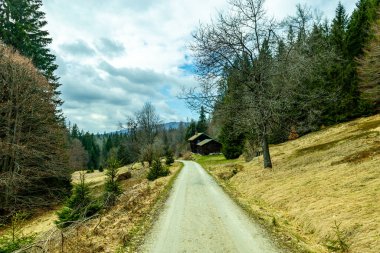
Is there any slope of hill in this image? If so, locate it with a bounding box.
[197,114,380,253]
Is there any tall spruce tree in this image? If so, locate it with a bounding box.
[71,124,81,139]
[196,106,208,133]
[320,0,379,123]
[0,0,60,99]
[347,0,379,59]
[217,62,248,159]
[320,4,351,123]
[185,120,197,140]
[331,2,348,55]
[81,133,100,170]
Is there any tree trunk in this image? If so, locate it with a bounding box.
[262,134,272,169]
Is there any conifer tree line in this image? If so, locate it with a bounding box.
[68,103,189,172]
[184,0,380,168]
[0,0,67,222]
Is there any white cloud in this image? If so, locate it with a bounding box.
[42,0,357,132]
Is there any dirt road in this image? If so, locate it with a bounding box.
[141,161,282,253]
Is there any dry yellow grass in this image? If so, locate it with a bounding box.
[0,163,146,238]
[71,162,144,190]
[20,209,59,237]
[20,162,182,253]
[1,161,179,253]
[200,114,380,253]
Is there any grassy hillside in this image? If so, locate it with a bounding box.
[197,114,380,253]
[0,162,182,252]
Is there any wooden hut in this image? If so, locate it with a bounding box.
[196,139,222,155]
[188,133,210,153]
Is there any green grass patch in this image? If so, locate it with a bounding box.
[0,212,35,253]
[0,235,35,253]
[195,154,239,167]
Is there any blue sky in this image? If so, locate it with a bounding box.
[42,0,357,133]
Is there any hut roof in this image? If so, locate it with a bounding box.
[188,132,210,141]
[197,138,220,146]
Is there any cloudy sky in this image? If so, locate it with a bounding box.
[42,0,357,133]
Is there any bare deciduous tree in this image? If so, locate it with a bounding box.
[136,102,161,146]
[185,0,278,168]
[0,43,69,222]
[357,11,380,112]
[184,0,336,168]
[120,102,162,166]
[68,139,89,171]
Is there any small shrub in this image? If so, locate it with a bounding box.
[217,171,233,180]
[272,217,278,227]
[0,212,34,253]
[217,164,243,180]
[325,221,350,253]
[165,151,175,165]
[98,165,104,172]
[147,159,169,181]
[56,207,80,227]
[232,164,243,175]
[181,151,194,160]
[103,157,122,207]
[222,145,243,159]
[219,124,245,159]
[56,173,102,228]
[288,126,299,140]
[0,235,34,253]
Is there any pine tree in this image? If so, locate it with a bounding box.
[185,120,197,140]
[81,133,100,170]
[347,0,379,59]
[331,2,348,55]
[104,136,113,157]
[117,142,132,165]
[219,122,245,160]
[71,124,80,139]
[196,106,208,133]
[0,0,60,98]
[104,157,121,206]
[217,61,248,160]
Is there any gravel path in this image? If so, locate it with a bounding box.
[141,160,282,253]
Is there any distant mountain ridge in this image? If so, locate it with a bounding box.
[113,121,189,135]
[162,122,190,130]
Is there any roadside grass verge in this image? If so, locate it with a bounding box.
[124,162,183,253]
[197,114,380,253]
